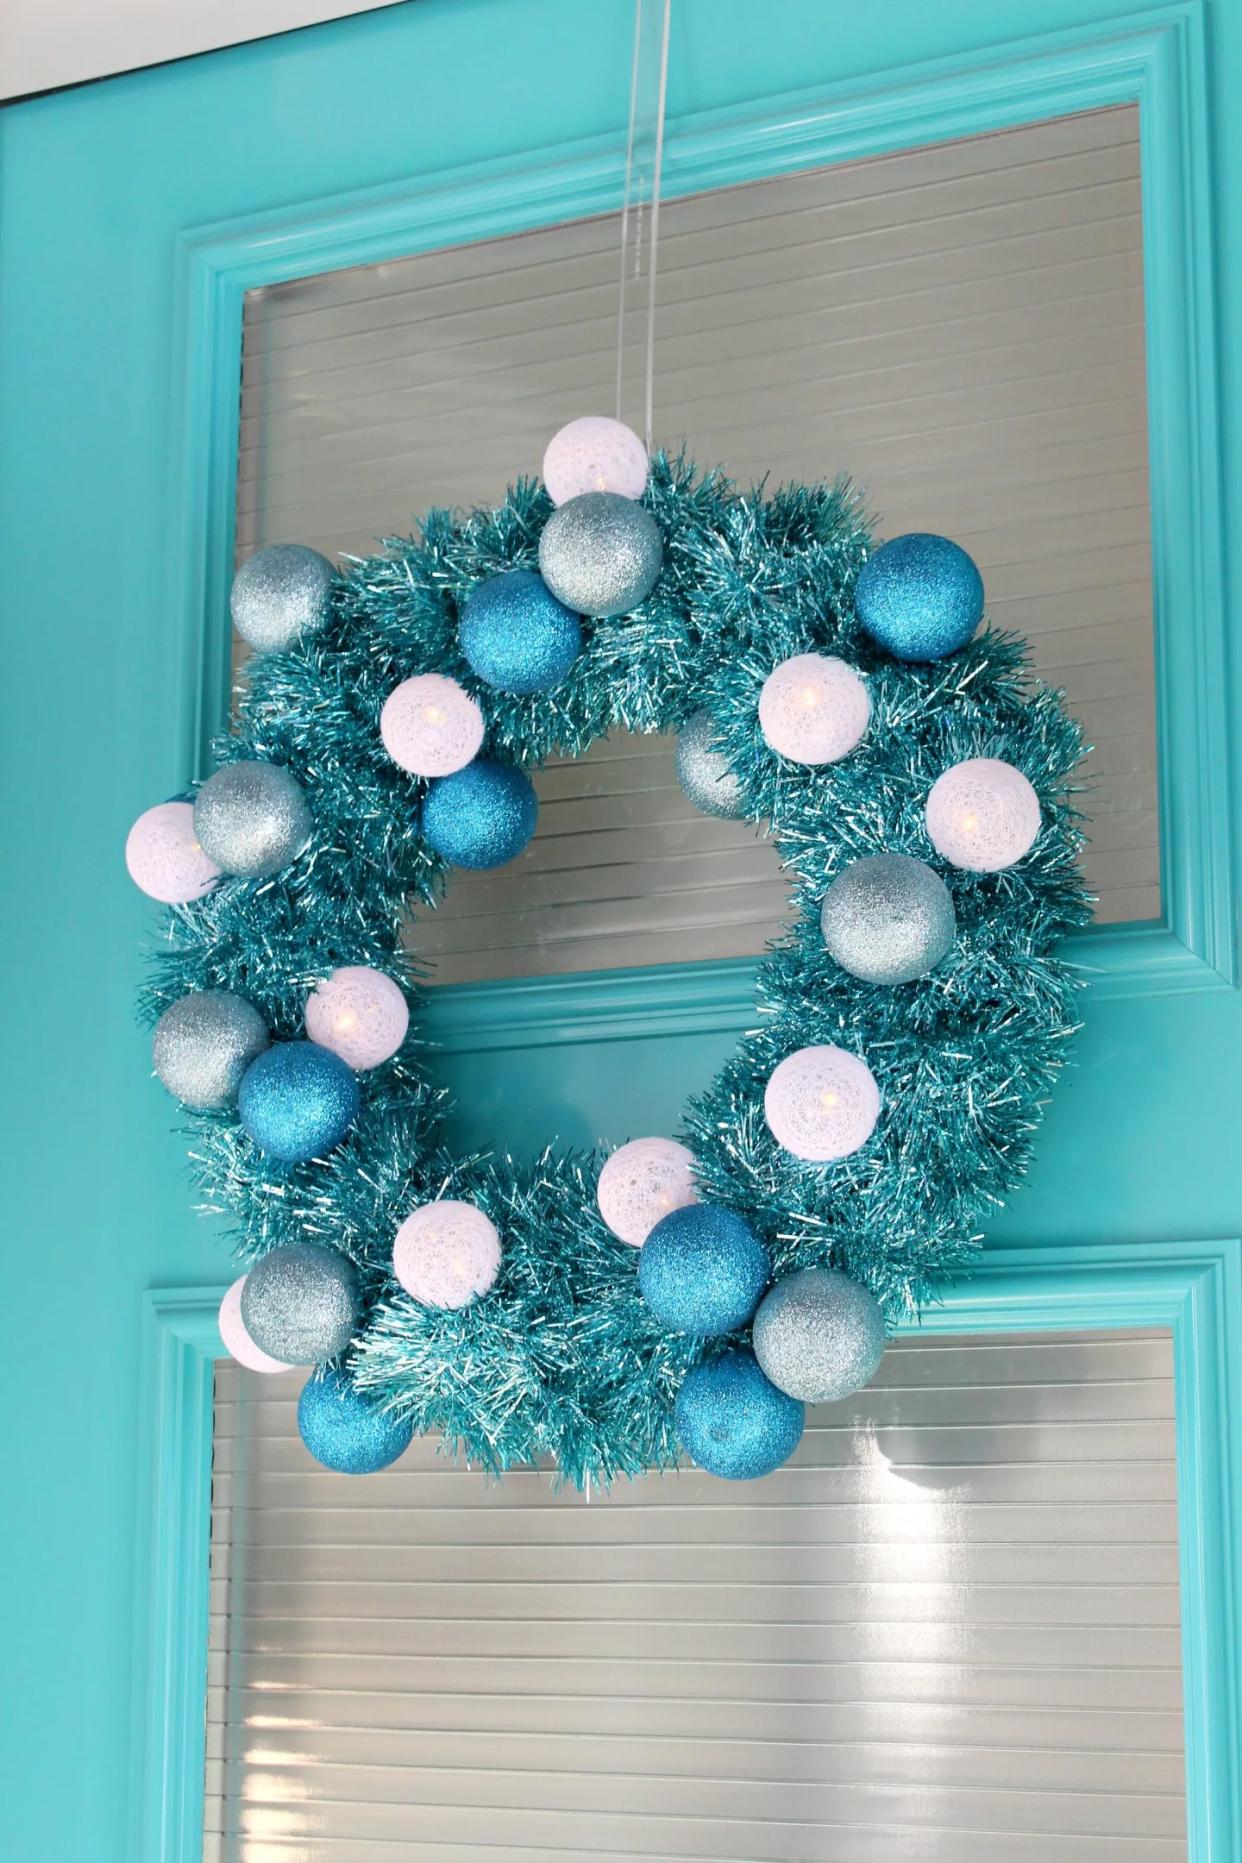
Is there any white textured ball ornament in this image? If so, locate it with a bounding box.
[925,757,1042,872]
[305,967,409,1071]
[542,416,649,505]
[758,654,871,765]
[125,801,220,903]
[218,1275,292,1374]
[597,1137,700,1247]
[380,673,484,778]
[764,1044,881,1163]
[393,1199,502,1309]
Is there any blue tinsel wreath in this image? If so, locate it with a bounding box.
[139,453,1088,1486]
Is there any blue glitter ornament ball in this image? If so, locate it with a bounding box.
[639,1204,770,1336]
[422,758,538,870]
[854,532,984,662]
[238,1041,360,1163]
[459,569,583,695]
[298,1367,414,1474]
[675,1348,805,1480]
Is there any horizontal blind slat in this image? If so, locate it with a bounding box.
[237,106,1157,975]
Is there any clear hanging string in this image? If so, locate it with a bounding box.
[615,0,672,452]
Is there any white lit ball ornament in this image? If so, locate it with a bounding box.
[380,673,484,778]
[596,1137,700,1247]
[543,415,648,505]
[764,1044,881,1163]
[125,800,220,903]
[305,966,409,1071]
[218,1275,292,1374]
[393,1199,502,1310]
[758,654,871,765]
[925,756,1042,872]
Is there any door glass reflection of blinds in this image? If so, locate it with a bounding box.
[205,1329,1185,1862]
[237,105,1156,983]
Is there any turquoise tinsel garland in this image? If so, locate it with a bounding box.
[140,453,1089,1486]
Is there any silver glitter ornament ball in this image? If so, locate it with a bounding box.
[674,711,745,819]
[752,1266,886,1404]
[538,491,663,618]
[820,853,956,985]
[152,989,269,1109]
[193,761,312,879]
[241,1243,361,1365]
[231,543,335,653]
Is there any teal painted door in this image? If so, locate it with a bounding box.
[2,4,1241,1860]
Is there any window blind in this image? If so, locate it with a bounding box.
[237,104,1156,982]
[205,1328,1185,1860]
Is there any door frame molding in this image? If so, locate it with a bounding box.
[170,0,1232,1059]
[133,1234,1242,1862]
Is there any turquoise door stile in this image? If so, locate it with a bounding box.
[2,3,1242,1860]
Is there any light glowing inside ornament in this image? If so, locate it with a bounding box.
[596,1136,700,1247]
[758,653,871,765]
[218,1274,292,1374]
[392,1198,502,1309]
[542,415,649,505]
[125,800,220,903]
[380,673,484,777]
[305,966,409,1071]
[764,1043,881,1162]
[925,756,1042,872]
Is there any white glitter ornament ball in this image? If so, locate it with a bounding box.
[764,1044,881,1163]
[752,1267,886,1404]
[125,800,220,903]
[597,1137,700,1247]
[380,673,484,778]
[542,416,649,505]
[218,1275,291,1374]
[230,543,335,653]
[193,761,312,879]
[152,988,270,1108]
[306,966,409,1071]
[758,654,871,765]
[925,757,1042,872]
[393,1199,502,1309]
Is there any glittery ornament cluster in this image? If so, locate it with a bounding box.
[134,452,1088,1489]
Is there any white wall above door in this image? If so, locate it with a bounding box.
[1,0,405,102]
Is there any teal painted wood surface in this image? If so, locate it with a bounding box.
[140,1240,1242,1862]
[2,3,1241,1859]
